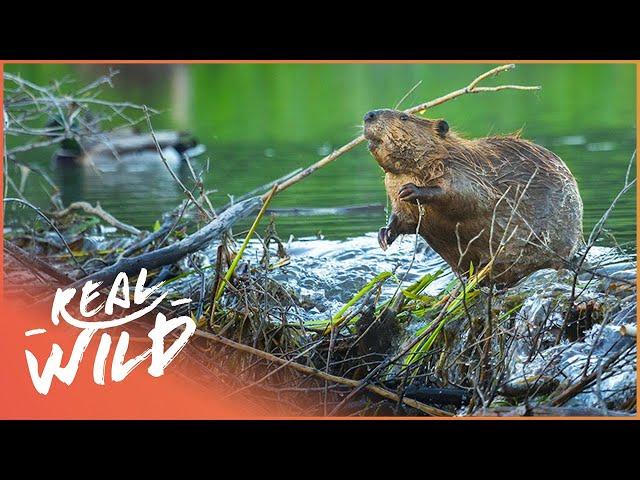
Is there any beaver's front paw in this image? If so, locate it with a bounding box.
[378,226,397,251]
[398,183,422,203]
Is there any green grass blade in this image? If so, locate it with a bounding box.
[214,186,277,304]
[322,271,395,335]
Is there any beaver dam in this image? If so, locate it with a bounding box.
[3,65,637,416]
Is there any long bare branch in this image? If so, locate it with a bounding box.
[192,328,452,417]
[264,64,539,201]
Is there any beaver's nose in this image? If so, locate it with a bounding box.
[364,110,379,123]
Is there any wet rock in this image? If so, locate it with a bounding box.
[594,262,637,277]
[275,240,636,411]
[81,236,106,252]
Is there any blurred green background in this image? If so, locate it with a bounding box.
[4,63,637,248]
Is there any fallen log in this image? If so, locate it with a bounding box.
[66,196,262,290]
[120,219,173,257]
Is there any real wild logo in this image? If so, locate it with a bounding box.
[24,269,195,395]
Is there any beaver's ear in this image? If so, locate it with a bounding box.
[436,119,449,137]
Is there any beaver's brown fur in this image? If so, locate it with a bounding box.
[363,109,584,286]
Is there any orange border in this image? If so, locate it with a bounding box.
[0,60,638,420]
[1,62,4,300]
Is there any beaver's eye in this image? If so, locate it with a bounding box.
[399,114,409,121]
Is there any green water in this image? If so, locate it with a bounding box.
[4,63,637,248]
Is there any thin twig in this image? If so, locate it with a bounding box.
[143,105,213,220]
[48,201,141,235]
[192,329,451,416]
[4,198,87,275]
[328,288,461,415]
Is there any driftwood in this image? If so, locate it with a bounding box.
[4,197,88,275]
[66,196,262,290]
[120,216,175,257]
[328,286,462,415]
[49,201,141,235]
[335,385,472,415]
[3,70,158,157]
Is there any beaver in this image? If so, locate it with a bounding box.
[363,109,584,286]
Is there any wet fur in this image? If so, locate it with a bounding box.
[365,109,584,286]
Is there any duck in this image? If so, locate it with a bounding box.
[49,103,205,166]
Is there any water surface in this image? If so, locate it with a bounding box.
[4,63,636,248]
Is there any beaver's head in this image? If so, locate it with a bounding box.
[363,109,449,174]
